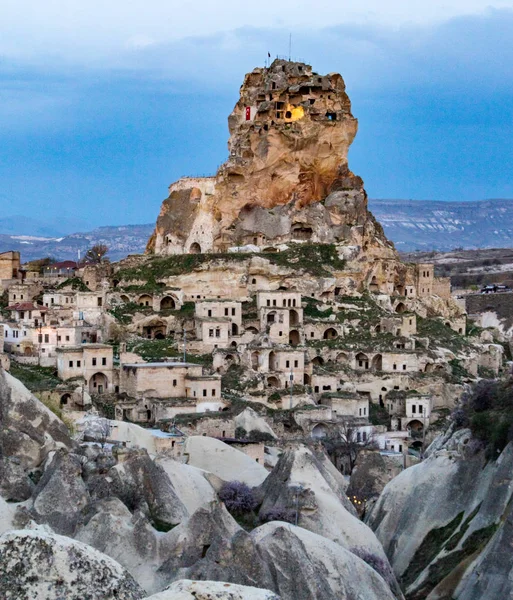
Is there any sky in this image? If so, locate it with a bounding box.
[1,1,513,233]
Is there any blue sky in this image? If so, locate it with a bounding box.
[1,2,512,233]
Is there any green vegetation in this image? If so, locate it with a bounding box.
[56,277,90,292]
[303,297,333,319]
[9,362,61,392]
[449,358,472,381]
[126,338,212,366]
[417,317,469,353]
[116,244,346,283]
[402,512,464,588]
[109,302,151,324]
[453,378,513,458]
[369,402,391,427]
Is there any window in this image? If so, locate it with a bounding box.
[69,361,73,367]
[267,299,271,307]
[215,328,220,338]
[173,379,177,387]
[102,357,107,366]
[57,336,61,341]
[209,329,214,338]
[44,334,49,343]
[393,364,397,370]
[224,308,228,316]
[92,358,97,366]
[286,360,290,368]
[38,334,43,343]
[362,431,367,441]
[212,389,216,396]
[41,348,45,353]
[310,332,315,338]
[403,364,406,371]
[283,299,287,307]
[51,298,54,304]
[419,405,423,414]
[252,278,256,284]
[357,432,361,442]
[202,389,207,397]
[208,309,212,317]
[412,405,417,413]
[231,307,235,316]
[359,408,362,416]
[279,331,282,336]
[273,299,277,306]
[66,336,70,341]
[294,360,298,368]
[77,360,81,367]
[97,297,102,307]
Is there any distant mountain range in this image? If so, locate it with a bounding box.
[369,198,513,251]
[0,225,154,263]
[1,199,513,262]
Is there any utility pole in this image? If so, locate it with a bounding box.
[289,365,294,410]
[183,327,187,363]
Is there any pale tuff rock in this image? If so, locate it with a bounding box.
[155,458,218,516]
[184,436,269,486]
[367,431,513,599]
[144,580,281,599]
[256,447,401,597]
[251,522,397,600]
[0,528,144,600]
[234,407,277,439]
[148,60,393,257]
[0,370,73,501]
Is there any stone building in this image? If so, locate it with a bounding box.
[56,344,114,394]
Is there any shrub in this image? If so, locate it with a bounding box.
[218,481,258,515]
[235,426,247,439]
[260,506,295,524]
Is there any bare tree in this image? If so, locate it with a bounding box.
[97,419,112,448]
[321,420,378,475]
[85,244,109,264]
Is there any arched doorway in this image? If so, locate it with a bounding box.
[89,372,108,394]
[120,294,130,303]
[267,375,280,388]
[371,354,383,370]
[312,356,324,367]
[246,326,258,335]
[138,294,152,307]
[232,323,239,336]
[60,393,71,408]
[304,373,311,385]
[336,352,348,364]
[395,302,406,314]
[290,309,300,326]
[311,423,329,439]
[190,242,201,254]
[160,296,176,310]
[369,275,379,292]
[269,351,278,371]
[408,419,424,433]
[323,327,338,340]
[251,352,259,370]
[356,352,370,370]
[289,330,300,346]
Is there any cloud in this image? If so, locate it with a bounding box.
[0,8,512,228]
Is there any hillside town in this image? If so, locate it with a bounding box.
[1,59,513,600]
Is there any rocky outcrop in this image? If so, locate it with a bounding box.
[251,522,397,600]
[256,447,401,597]
[234,408,277,439]
[148,60,394,258]
[367,429,513,599]
[145,580,280,599]
[184,436,269,486]
[0,529,144,600]
[28,450,90,536]
[0,370,73,501]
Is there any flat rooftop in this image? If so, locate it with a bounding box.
[121,361,201,369]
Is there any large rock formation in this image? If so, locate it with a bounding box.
[0,529,144,600]
[0,370,73,502]
[148,59,393,258]
[145,579,281,599]
[367,429,513,599]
